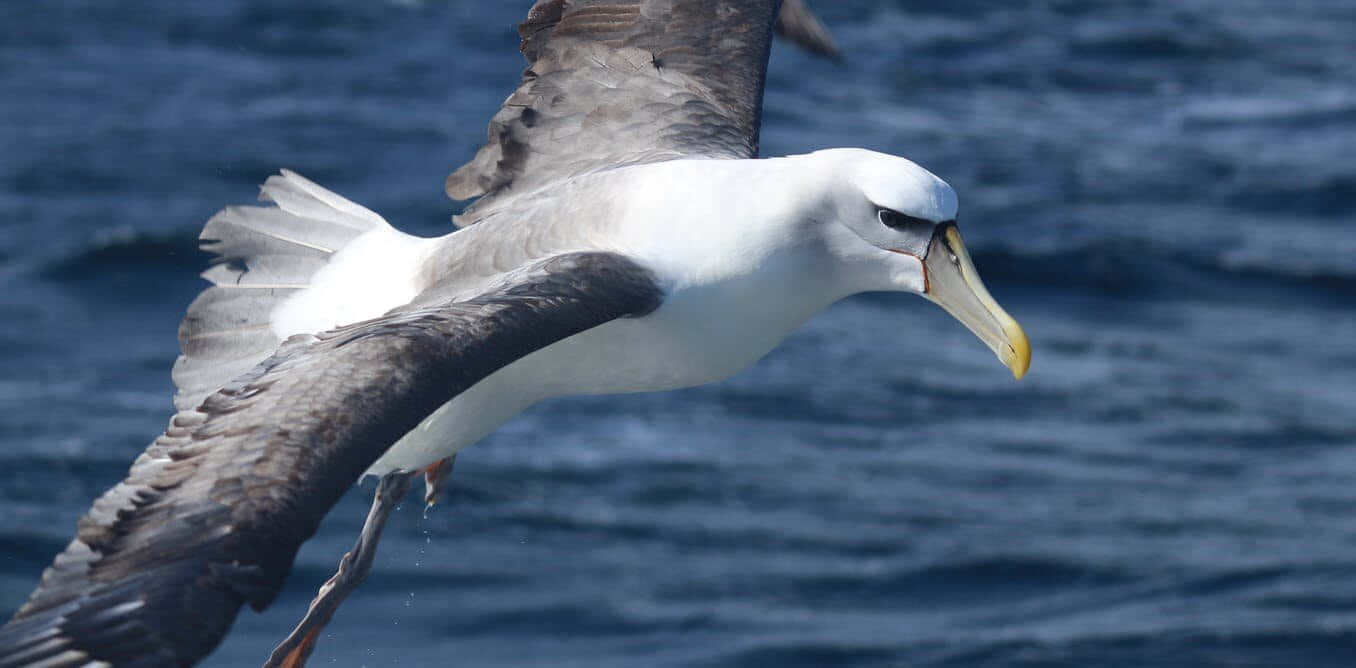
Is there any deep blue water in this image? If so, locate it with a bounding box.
[3,1,1355,666]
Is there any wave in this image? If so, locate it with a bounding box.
[722,642,900,667]
[0,532,69,571]
[1223,173,1356,218]
[781,556,1132,611]
[38,228,204,283]
[1068,25,1245,61]
[941,628,1356,668]
[971,241,1356,301]
[440,600,717,637]
[1181,95,1356,130]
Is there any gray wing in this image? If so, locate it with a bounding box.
[775,0,838,59]
[446,0,781,223]
[0,252,663,668]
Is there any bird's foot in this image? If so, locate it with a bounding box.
[422,456,455,516]
[263,470,416,668]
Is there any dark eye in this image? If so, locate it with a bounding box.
[877,208,931,229]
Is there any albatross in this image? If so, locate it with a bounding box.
[0,1,1030,666]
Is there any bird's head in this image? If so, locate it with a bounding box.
[808,148,1030,379]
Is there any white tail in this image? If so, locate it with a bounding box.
[172,171,391,411]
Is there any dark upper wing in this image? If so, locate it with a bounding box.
[0,252,663,668]
[446,0,781,222]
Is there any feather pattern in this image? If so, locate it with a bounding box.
[445,0,780,223]
[173,171,391,411]
[0,252,664,668]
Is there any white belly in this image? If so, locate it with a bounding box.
[364,285,827,475]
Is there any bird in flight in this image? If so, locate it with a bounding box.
[0,1,1029,666]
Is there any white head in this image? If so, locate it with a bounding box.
[797,148,1030,378]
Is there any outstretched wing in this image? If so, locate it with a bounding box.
[446,0,781,222]
[0,252,664,668]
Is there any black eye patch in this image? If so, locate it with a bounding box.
[877,208,932,229]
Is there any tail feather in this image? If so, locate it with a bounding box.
[199,256,321,288]
[172,171,390,411]
[262,169,386,230]
[202,206,358,257]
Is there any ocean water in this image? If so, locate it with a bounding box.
[2,1,1355,666]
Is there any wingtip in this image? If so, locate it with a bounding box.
[775,0,841,61]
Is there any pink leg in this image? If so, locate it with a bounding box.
[263,470,415,668]
[422,456,455,512]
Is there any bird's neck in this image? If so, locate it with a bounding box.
[612,157,841,293]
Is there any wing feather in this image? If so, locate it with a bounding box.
[775,0,839,59]
[0,252,664,668]
[446,0,781,222]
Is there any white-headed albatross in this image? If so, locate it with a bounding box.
[0,1,1030,666]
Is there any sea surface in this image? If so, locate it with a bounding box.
[3,1,1355,666]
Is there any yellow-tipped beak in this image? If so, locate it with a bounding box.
[921,224,1030,379]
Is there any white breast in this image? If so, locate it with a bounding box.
[365,160,848,474]
[365,254,835,474]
